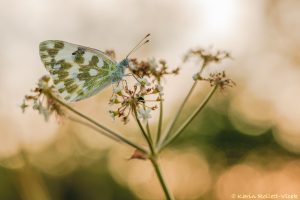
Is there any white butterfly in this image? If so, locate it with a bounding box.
[39,34,149,102]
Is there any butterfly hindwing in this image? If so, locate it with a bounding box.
[39,40,119,102]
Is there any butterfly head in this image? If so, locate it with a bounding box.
[119,58,129,68]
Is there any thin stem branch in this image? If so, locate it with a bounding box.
[159,81,198,144]
[158,85,218,151]
[132,106,155,154]
[51,95,148,154]
[143,104,153,145]
[150,157,174,200]
[156,95,164,145]
[158,61,207,147]
[146,121,153,145]
[133,102,173,199]
[67,116,121,143]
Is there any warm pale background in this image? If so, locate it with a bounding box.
[1,0,300,199]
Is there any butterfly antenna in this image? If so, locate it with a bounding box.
[126,33,150,59]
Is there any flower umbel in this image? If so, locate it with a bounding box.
[21,75,64,121]
[185,47,231,81]
[205,71,236,89]
[109,80,159,124]
[129,58,179,81]
[184,47,231,65]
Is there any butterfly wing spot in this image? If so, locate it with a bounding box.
[66,83,79,94]
[47,48,59,57]
[60,91,71,99]
[98,57,104,67]
[72,47,85,55]
[89,69,98,76]
[56,82,65,89]
[74,55,85,64]
[58,60,72,70]
[53,64,61,70]
[72,48,86,64]
[52,74,58,80]
[58,88,65,93]
[89,56,99,66]
[68,66,80,78]
[57,70,69,80]
[54,41,64,49]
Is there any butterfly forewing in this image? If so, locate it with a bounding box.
[39,40,118,102]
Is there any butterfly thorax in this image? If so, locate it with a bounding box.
[111,58,129,83]
[119,58,129,68]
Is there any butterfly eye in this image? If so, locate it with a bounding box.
[120,59,129,67]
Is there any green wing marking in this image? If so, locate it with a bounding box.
[39,40,119,102]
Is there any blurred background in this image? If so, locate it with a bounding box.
[1,0,300,199]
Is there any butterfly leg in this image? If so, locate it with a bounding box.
[124,73,141,82]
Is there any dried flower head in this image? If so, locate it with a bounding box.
[21,75,64,121]
[185,47,232,82]
[129,58,179,81]
[184,47,231,65]
[204,71,236,89]
[108,79,160,124]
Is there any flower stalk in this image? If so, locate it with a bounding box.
[132,106,155,154]
[160,81,198,144]
[150,156,174,200]
[51,95,148,154]
[158,85,218,151]
[156,80,164,145]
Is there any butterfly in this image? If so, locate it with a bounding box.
[39,34,149,102]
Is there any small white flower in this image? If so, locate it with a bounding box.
[113,85,123,94]
[109,110,117,120]
[155,84,164,95]
[148,58,159,70]
[137,107,152,121]
[129,62,138,70]
[156,84,163,91]
[192,73,200,81]
[37,75,50,89]
[136,77,151,86]
[109,95,119,105]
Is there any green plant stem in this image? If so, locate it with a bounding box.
[133,106,173,199]
[132,106,155,154]
[143,104,153,145]
[51,95,148,154]
[156,95,164,145]
[150,156,174,200]
[158,85,218,151]
[146,121,153,145]
[158,62,207,147]
[160,81,198,144]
